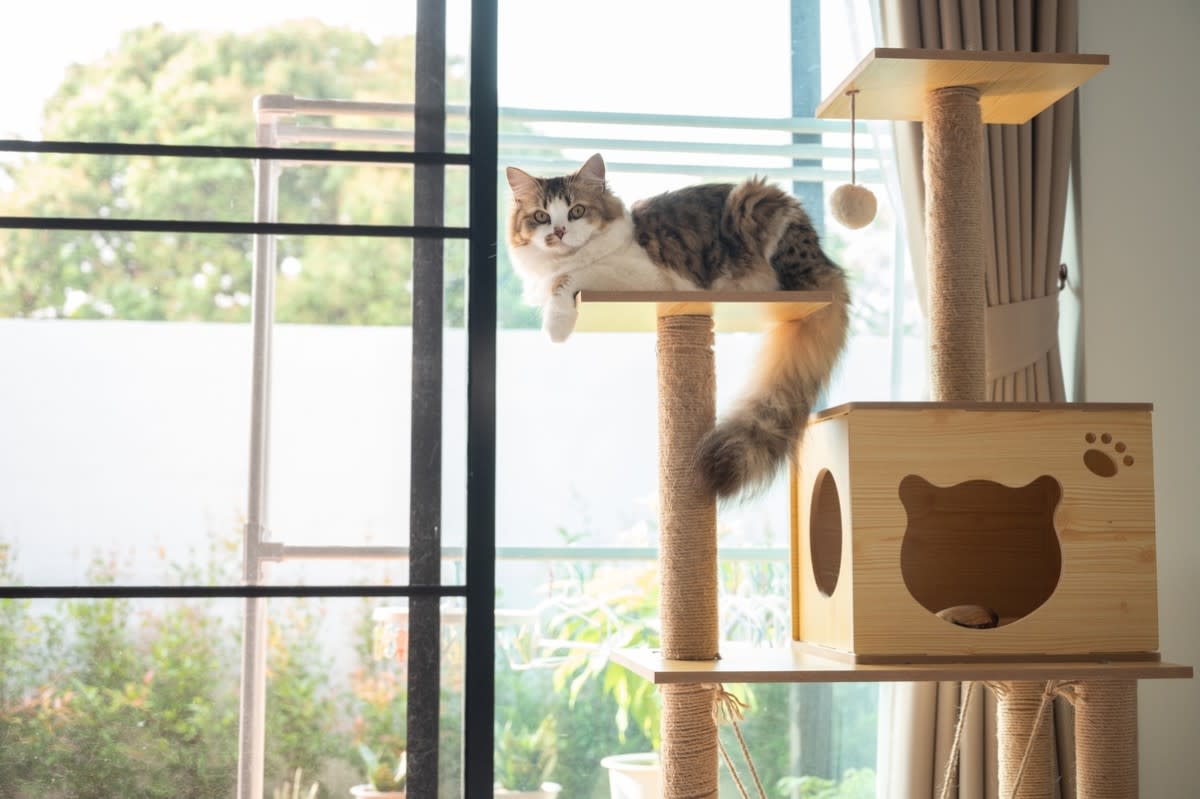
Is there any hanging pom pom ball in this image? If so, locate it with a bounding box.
[830,88,877,230]
[830,183,877,229]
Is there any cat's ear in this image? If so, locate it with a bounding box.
[575,153,606,187]
[506,166,540,200]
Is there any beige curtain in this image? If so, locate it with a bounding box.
[875,0,1081,796]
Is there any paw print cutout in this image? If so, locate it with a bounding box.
[1083,432,1134,478]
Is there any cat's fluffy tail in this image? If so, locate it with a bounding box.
[694,282,849,500]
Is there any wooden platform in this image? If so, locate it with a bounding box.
[613,644,1194,685]
[815,48,1109,124]
[574,290,832,333]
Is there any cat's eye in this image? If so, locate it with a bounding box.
[532,210,550,224]
[568,204,586,220]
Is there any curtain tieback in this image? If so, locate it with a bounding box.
[985,293,1059,381]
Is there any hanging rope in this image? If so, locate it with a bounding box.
[1006,681,1060,799]
[936,681,977,799]
[709,684,767,799]
[984,680,1057,798]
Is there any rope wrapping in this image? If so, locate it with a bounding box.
[986,681,1056,798]
[656,313,718,661]
[661,683,720,799]
[1065,680,1138,798]
[925,85,987,402]
[656,313,719,798]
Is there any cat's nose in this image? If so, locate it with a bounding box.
[554,226,566,239]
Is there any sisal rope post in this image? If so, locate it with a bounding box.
[1069,680,1138,798]
[988,681,1055,798]
[923,84,1056,797]
[656,313,719,799]
[924,85,987,402]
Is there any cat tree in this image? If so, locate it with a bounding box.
[594,48,1192,799]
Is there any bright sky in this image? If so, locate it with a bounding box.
[0,1,873,139]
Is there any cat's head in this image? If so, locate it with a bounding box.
[504,153,624,256]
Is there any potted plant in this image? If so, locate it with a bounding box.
[350,745,406,798]
[545,564,663,797]
[493,717,561,798]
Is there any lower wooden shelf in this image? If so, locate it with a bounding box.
[613,644,1194,685]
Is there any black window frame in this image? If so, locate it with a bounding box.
[0,0,498,795]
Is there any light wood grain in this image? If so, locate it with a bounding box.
[815,48,1108,124]
[574,291,832,333]
[612,644,1193,685]
[793,404,1160,660]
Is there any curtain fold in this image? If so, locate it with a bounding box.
[875,0,1081,795]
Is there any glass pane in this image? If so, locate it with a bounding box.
[265,243,467,578]
[0,592,465,798]
[495,1,890,795]
[0,594,244,797]
[0,1,471,151]
[0,316,250,586]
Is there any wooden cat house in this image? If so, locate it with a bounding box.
[791,401,1158,663]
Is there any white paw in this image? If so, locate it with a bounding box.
[543,306,578,343]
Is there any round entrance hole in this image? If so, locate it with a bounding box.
[809,469,843,597]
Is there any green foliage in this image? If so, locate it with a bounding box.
[265,599,341,791]
[777,767,877,799]
[0,536,350,799]
[494,716,557,791]
[359,745,407,792]
[544,563,662,749]
[0,21,486,327]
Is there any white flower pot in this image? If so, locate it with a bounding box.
[493,781,562,798]
[601,753,662,799]
[349,785,405,799]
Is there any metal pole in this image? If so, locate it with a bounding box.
[237,101,283,799]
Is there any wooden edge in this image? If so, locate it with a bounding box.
[869,47,1110,66]
[816,47,1110,121]
[611,646,1194,685]
[793,639,1163,666]
[811,401,1155,421]
[574,290,833,333]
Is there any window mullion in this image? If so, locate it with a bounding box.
[407,0,448,795]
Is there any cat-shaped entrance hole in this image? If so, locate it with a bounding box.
[899,475,1062,628]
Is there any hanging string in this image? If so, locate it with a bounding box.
[849,89,859,185]
[936,681,977,799]
[1008,676,1065,796]
[708,684,767,799]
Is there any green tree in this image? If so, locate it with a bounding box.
[0,21,484,326]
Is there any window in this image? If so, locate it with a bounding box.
[2,2,923,798]
[1,1,495,797]
[491,1,922,797]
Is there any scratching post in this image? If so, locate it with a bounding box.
[924,86,986,403]
[1072,681,1138,798]
[922,84,1053,798]
[991,682,1055,797]
[923,84,1052,797]
[656,312,719,798]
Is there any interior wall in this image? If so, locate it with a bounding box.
[1078,2,1200,795]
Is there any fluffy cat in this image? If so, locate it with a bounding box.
[505,153,850,500]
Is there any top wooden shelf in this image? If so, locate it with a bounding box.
[816,48,1109,124]
[614,644,1194,686]
[574,290,832,333]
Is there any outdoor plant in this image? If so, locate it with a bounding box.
[544,562,663,748]
[494,717,558,792]
[359,744,407,792]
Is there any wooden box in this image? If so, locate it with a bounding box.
[790,402,1159,663]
